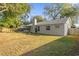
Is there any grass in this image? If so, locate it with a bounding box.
[24,37,76,56]
[0,32,78,56]
[0,32,61,56]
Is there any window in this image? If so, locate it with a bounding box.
[55,25,60,28]
[37,26,40,31]
[46,26,50,30]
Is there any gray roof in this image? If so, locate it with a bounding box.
[27,17,69,26]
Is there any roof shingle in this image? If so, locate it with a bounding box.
[27,17,68,26]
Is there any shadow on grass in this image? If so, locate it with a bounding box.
[21,36,79,56]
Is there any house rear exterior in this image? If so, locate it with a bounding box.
[26,17,72,36]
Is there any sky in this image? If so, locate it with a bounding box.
[28,3,49,21]
[29,3,49,16]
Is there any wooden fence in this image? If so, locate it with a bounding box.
[0,27,15,32]
[69,28,79,35]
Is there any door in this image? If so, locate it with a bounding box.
[35,27,37,33]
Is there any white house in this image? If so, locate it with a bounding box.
[26,17,72,36]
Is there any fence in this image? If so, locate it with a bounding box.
[0,27,15,32]
[69,28,79,35]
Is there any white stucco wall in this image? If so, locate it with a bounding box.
[64,18,72,36]
[30,25,36,33]
[64,23,68,36]
[31,24,65,36]
[29,17,72,36]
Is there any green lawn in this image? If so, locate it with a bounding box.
[0,32,78,56]
[23,37,77,56]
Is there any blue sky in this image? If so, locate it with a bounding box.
[29,3,49,16]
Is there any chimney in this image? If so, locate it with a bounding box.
[33,18,37,25]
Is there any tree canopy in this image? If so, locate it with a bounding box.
[44,3,79,20]
[60,4,79,17]
[31,15,44,23]
[0,3,31,28]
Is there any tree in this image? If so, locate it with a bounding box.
[20,13,30,25]
[44,3,79,20]
[0,3,7,12]
[60,4,79,17]
[0,3,31,28]
[31,15,44,23]
[44,3,62,20]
